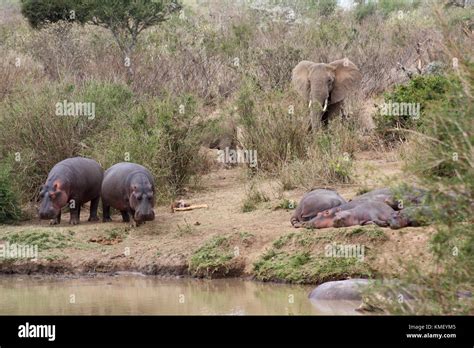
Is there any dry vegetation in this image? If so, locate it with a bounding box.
[0,0,472,315]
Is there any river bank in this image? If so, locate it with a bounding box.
[0,151,436,284]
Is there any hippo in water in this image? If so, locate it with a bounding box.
[38,157,104,225]
[333,201,395,227]
[309,279,370,315]
[388,206,434,229]
[291,189,346,228]
[309,279,370,301]
[101,162,155,225]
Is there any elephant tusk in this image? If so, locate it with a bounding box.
[322,98,328,112]
[308,100,312,109]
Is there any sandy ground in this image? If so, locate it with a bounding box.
[0,151,436,282]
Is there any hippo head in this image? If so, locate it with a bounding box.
[387,211,408,229]
[333,211,354,228]
[38,181,69,220]
[129,178,155,223]
[308,207,342,229]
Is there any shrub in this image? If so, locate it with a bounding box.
[0,81,133,201]
[0,161,22,223]
[374,74,452,143]
[256,45,302,91]
[87,94,210,201]
[363,52,474,314]
[278,120,358,190]
[236,81,309,171]
[378,0,421,16]
[315,0,338,17]
[354,0,377,22]
[241,180,270,213]
[403,72,472,182]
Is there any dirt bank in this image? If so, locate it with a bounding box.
[0,151,436,284]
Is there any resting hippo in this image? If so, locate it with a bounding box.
[101,162,155,225]
[291,189,346,227]
[38,157,103,225]
[333,201,395,227]
[302,200,364,229]
[351,187,427,210]
[388,206,434,229]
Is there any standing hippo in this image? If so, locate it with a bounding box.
[101,162,155,225]
[38,157,103,225]
[291,189,346,228]
[333,201,395,228]
[388,206,434,229]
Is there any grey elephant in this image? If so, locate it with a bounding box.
[291,58,362,130]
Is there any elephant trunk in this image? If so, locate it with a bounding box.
[308,89,330,131]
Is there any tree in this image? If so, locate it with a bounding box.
[21,0,182,77]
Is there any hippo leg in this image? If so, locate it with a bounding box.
[88,196,100,222]
[121,210,130,223]
[70,205,80,225]
[361,220,374,225]
[49,211,61,225]
[102,203,112,222]
[293,221,303,228]
[372,219,389,227]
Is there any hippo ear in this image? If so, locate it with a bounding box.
[328,58,362,104]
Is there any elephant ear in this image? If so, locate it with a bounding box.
[328,58,362,104]
[291,60,314,101]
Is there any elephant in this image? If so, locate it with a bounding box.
[291,58,362,130]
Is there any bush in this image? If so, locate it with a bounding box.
[0,81,133,201]
[374,74,452,143]
[0,162,22,223]
[354,0,377,22]
[378,0,420,16]
[354,0,420,22]
[278,125,357,190]
[315,0,338,17]
[236,81,309,171]
[363,56,474,315]
[403,72,472,181]
[87,95,210,201]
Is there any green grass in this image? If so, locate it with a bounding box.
[189,236,234,277]
[4,229,73,251]
[253,249,372,284]
[344,226,388,241]
[255,229,384,283]
[105,227,130,240]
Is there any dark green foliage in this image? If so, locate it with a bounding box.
[0,162,22,223]
[20,0,89,28]
[375,74,452,142]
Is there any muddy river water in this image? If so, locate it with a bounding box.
[0,275,361,315]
